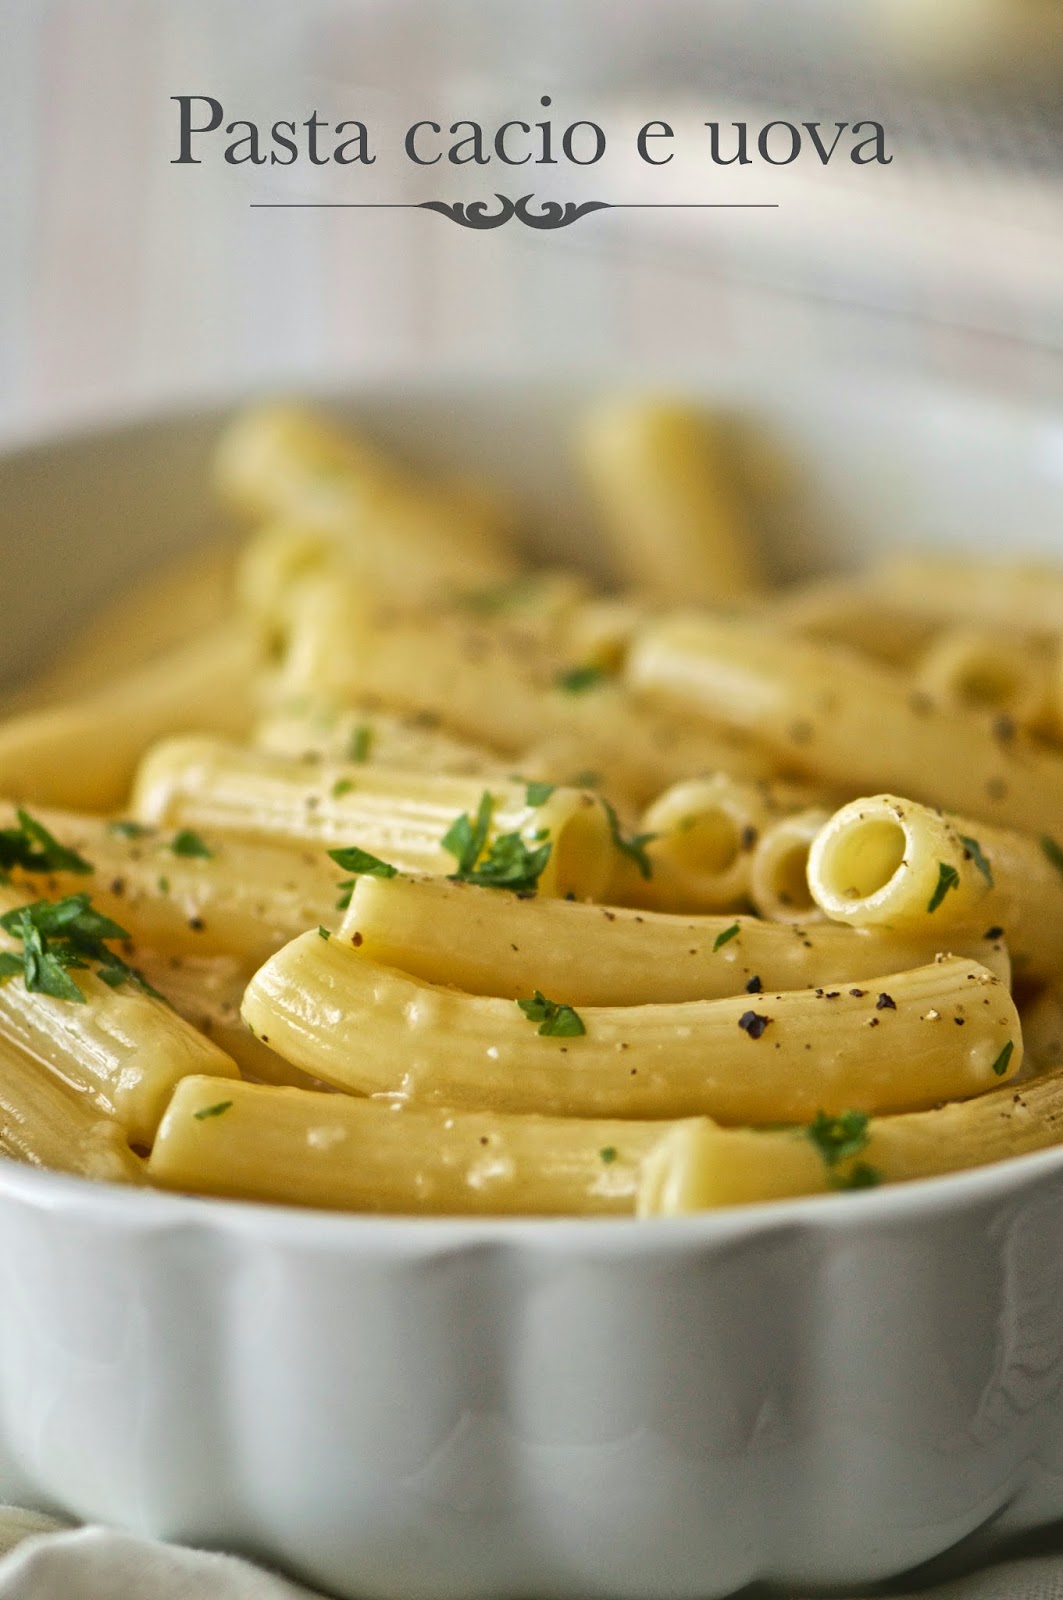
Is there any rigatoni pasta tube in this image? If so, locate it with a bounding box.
[148,1076,692,1216]
[214,402,513,590]
[130,948,333,1093]
[0,629,260,812]
[0,1032,144,1185]
[807,793,1063,980]
[611,774,817,914]
[242,933,1020,1121]
[0,887,238,1146]
[627,614,1063,837]
[749,808,830,924]
[132,738,614,901]
[254,702,504,779]
[772,576,936,667]
[2,806,347,967]
[579,398,760,603]
[869,556,1063,637]
[340,873,1011,1004]
[913,627,1051,732]
[639,1067,1063,1213]
[272,598,778,805]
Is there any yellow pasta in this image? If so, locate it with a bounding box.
[640,1066,1063,1212]
[341,873,1011,1004]
[243,932,1019,1122]
[131,738,613,901]
[0,885,238,1147]
[627,613,1063,836]
[254,702,504,778]
[0,1030,143,1184]
[148,1076,694,1216]
[0,804,348,967]
[0,628,260,812]
[579,398,760,603]
[807,793,1063,980]
[913,626,1052,734]
[749,808,830,924]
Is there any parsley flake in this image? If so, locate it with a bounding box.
[835,1162,882,1190]
[599,1146,618,1164]
[170,830,213,860]
[555,664,607,694]
[525,781,556,807]
[959,835,993,888]
[317,926,331,940]
[106,820,152,840]
[991,1040,1015,1078]
[516,990,586,1037]
[1042,836,1063,878]
[328,845,399,910]
[0,808,92,882]
[348,725,373,763]
[927,862,960,913]
[0,893,164,1003]
[443,791,551,893]
[332,778,354,799]
[602,799,656,882]
[193,1100,233,1121]
[807,1110,870,1167]
[713,923,741,953]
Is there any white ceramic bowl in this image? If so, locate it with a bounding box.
[3,369,1063,1600]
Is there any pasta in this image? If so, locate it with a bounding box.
[2,393,1062,1216]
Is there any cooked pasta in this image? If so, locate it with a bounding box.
[1,394,1061,1215]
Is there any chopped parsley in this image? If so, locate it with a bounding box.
[991,1040,1015,1078]
[602,799,656,882]
[517,990,586,1037]
[170,829,212,860]
[0,808,92,882]
[348,725,373,763]
[524,781,556,807]
[927,862,960,914]
[457,578,537,617]
[107,819,152,840]
[568,770,603,790]
[1042,835,1063,878]
[599,1146,618,1164]
[442,791,551,893]
[193,1100,233,1121]
[713,922,741,953]
[0,893,163,1003]
[328,845,399,910]
[332,778,354,799]
[959,835,993,888]
[317,926,331,940]
[807,1111,882,1190]
[555,664,607,695]
[157,876,170,895]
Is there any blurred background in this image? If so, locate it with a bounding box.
[1,0,1062,443]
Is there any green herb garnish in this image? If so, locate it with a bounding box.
[348,725,373,763]
[959,835,993,888]
[443,791,551,893]
[106,820,152,840]
[332,778,354,799]
[525,781,556,807]
[807,1109,871,1168]
[555,664,607,694]
[170,830,212,860]
[193,1100,233,1121]
[0,808,92,882]
[834,1162,882,1190]
[0,893,163,1003]
[599,1146,618,1164]
[328,845,399,911]
[1042,836,1063,878]
[602,799,656,882]
[713,923,741,953]
[517,990,586,1037]
[927,862,960,914]
[991,1040,1015,1078]
[317,926,331,940]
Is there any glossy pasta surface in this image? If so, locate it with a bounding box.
[2,396,1061,1215]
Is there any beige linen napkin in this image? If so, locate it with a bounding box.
[2,1508,1063,1600]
